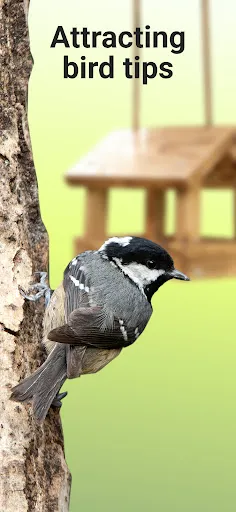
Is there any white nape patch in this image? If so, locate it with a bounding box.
[98,236,132,252]
[119,319,128,341]
[70,275,89,292]
[71,257,77,266]
[113,258,165,292]
[134,327,139,339]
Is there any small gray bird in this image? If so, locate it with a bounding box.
[11,236,189,422]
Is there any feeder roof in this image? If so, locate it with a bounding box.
[65,126,235,188]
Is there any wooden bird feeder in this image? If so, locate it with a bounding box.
[65,1,236,278]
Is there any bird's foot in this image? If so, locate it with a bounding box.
[19,271,52,307]
[51,391,68,408]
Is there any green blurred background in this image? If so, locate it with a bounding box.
[28,1,236,510]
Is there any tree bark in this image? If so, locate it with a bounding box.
[0,1,71,510]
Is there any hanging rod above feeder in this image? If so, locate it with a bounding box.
[132,0,213,128]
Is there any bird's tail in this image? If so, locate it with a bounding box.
[10,344,67,423]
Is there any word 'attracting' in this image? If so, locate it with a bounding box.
[51,25,185,83]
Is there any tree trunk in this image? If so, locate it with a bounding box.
[0,1,71,510]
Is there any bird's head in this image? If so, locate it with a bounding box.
[98,236,190,301]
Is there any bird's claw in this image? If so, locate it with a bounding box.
[19,272,52,307]
[51,391,68,408]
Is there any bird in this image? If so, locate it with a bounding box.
[10,236,190,423]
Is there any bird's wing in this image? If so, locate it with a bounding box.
[63,256,92,376]
[48,306,142,349]
[60,256,127,348]
[63,255,92,319]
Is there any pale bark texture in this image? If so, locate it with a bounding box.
[0,1,71,510]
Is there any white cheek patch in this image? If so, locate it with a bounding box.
[70,275,89,293]
[98,236,132,252]
[113,258,165,290]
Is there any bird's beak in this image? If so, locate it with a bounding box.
[167,269,190,281]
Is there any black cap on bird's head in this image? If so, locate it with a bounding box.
[98,236,190,301]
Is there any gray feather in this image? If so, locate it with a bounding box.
[10,344,67,423]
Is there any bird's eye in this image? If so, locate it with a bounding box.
[147,260,156,269]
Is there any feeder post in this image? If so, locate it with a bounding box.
[85,187,108,241]
[175,186,201,241]
[145,189,166,242]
